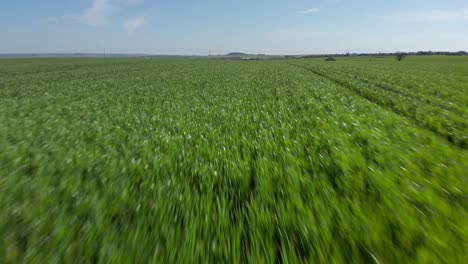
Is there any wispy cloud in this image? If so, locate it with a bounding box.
[47,16,59,22]
[381,9,468,23]
[78,0,114,26]
[124,17,147,33]
[299,8,320,14]
[58,0,144,27]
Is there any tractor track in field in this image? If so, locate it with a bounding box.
[286,62,466,150]
[312,68,467,116]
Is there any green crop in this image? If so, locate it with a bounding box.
[0,56,466,263]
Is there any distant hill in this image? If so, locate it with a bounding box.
[225,52,249,56]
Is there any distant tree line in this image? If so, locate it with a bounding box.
[415,51,467,56]
[292,50,466,60]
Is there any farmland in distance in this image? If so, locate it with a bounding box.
[0,56,467,263]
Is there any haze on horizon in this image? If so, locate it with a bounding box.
[1,0,468,55]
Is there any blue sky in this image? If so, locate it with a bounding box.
[1,0,467,54]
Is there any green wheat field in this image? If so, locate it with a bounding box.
[1,56,467,263]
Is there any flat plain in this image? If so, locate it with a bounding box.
[0,56,467,263]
